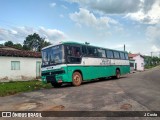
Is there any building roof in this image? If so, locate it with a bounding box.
[0,47,41,58]
[128,53,144,59]
[128,54,138,58]
[0,46,21,51]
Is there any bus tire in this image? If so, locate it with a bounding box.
[116,69,120,79]
[51,82,62,88]
[72,72,82,86]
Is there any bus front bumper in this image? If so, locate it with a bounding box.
[41,75,66,84]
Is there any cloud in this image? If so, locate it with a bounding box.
[70,8,118,29]
[68,0,141,14]
[146,25,160,50]
[0,27,33,43]
[0,26,67,44]
[151,45,160,52]
[68,0,160,24]
[126,0,160,24]
[50,2,56,7]
[38,27,67,42]
[146,25,160,44]
[61,5,68,9]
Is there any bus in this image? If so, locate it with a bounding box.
[41,41,130,87]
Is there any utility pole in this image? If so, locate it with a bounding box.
[151,52,153,57]
[124,44,125,51]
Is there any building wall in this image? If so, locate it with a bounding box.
[133,55,144,71]
[0,56,41,82]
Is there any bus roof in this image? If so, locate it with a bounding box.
[42,41,84,50]
[42,41,128,53]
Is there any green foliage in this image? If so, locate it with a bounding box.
[0,44,4,47]
[3,41,23,50]
[128,51,132,54]
[14,43,23,49]
[23,33,51,52]
[22,44,30,50]
[4,41,14,47]
[2,33,51,52]
[0,80,52,97]
[144,56,160,69]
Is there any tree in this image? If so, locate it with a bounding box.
[2,41,23,49]
[3,41,23,49]
[23,33,51,52]
[23,44,30,50]
[0,44,4,47]
[4,41,14,47]
[144,56,152,66]
[144,56,160,67]
[38,38,51,52]
[14,43,23,50]
[128,51,132,54]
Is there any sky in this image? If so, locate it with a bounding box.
[0,0,160,56]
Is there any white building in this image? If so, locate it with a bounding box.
[0,47,41,82]
[129,54,144,71]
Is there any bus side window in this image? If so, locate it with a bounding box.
[87,46,98,57]
[125,53,129,60]
[71,47,80,57]
[106,50,114,58]
[120,52,125,59]
[97,48,106,58]
[82,46,87,56]
[66,46,71,55]
[113,51,120,59]
[66,45,81,63]
[67,46,81,57]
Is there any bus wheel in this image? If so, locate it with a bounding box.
[116,69,120,79]
[51,82,62,88]
[72,72,82,86]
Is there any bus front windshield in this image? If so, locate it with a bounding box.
[42,45,64,67]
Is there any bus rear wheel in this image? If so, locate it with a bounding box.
[72,72,82,86]
[51,82,62,88]
[116,69,120,79]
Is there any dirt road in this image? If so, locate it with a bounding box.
[0,66,160,119]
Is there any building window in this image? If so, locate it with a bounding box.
[141,63,144,67]
[11,61,20,70]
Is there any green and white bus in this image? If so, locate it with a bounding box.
[41,42,130,87]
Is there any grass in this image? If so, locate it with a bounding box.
[145,65,154,69]
[145,64,160,69]
[0,80,52,97]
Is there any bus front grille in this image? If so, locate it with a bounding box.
[46,76,56,83]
